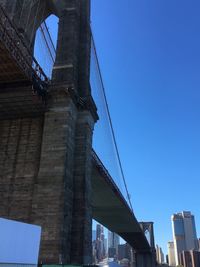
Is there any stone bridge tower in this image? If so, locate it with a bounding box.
[0,0,97,264]
[135,222,156,267]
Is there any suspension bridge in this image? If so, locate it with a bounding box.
[0,1,156,266]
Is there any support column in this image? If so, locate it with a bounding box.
[52,7,80,87]
[70,110,95,264]
[31,88,77,264]
[135,251,155,267]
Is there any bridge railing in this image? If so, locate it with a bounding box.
[0,4,48,83]
[91,149,133,214]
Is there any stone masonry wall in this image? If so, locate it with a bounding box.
[31,91,78,264]
[70,111,94,264]
[0,0,96,264]
[0,116,43,221]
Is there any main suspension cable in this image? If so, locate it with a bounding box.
[91,31,133,213]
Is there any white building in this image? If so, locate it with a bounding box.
[167,241,176,266]
[156,245,164,264]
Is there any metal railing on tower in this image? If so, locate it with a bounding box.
[0,4,48,85]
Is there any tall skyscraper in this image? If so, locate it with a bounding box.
[104,238,108,255]
[167,241,176,267]
[179,250,200,267]
[118,243,132,261]
[96,224,102,240]
[95,224,106,262]
[108,231,120,250]
[156,245,164,264]
[92,230,96,242]
[171,211,199,265]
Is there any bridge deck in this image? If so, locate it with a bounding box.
[92,151,150,251]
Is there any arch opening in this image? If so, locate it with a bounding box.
[144,229,151,245]
[34,14,59,79]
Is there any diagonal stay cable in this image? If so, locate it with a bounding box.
[43,21,56,55]
[39,22,55,63]
[91,30,134,213]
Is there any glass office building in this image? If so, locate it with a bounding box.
[171,211,199,265]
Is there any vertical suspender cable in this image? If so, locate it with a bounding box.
[91,31,134,213]
[43,21,56,54]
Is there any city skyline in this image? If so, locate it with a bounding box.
[94,210,200,262]
[93,223,134,265]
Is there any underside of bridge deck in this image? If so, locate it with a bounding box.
[0,43,27,83]
[91,153,150,251]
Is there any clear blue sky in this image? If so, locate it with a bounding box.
[91,0,200,255]
[36,0,200,257]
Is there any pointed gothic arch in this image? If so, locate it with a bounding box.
[34,14,59,78]
[140,222,155,249]
[0,0,91,95]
